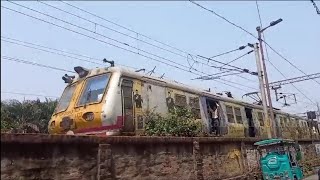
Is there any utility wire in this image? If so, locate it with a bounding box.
[2,5,258,91]
[266,58,316,105]
[2,39,103,66]
[192,0,319,87]
[191,0,318,105]
[264,41,320,86]
[7,1,196,73]
[1,91,59,99]
[12,1,257,77]
[189,1,258,39]
[2,55,74,73]
[1,36,139,70]
[254,1,317,105]
[197,54,256,75]
[50,0,257,81]
[200,72,245,80]
[38,1,191,60]
[210,45,247,59]
[219,50,253,69]
[1,3,253,93]
[1,5,201,77]
[59,0,193,56]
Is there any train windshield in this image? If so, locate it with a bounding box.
[55,84,76,113]
[78,73,110,106]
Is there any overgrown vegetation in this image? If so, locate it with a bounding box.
[1,99,201,136]
[1,99,57,133]
[144,107,202,137]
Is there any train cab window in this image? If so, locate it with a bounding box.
[257,112,264,126]
[78,74,110,106]
[226,105,235,123]
[234,107,242,124]
[55,84,76,113]
[175,94,187,108]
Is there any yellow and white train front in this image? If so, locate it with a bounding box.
[48,67,123,135]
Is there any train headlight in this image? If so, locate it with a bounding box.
[83,112,94,121]
[50,121,55,128]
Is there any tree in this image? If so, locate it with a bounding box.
[1,98,57,133]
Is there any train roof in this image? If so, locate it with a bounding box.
[70,66,309,120]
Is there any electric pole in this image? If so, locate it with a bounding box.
[252,43,271,138]
[256,18,283,138]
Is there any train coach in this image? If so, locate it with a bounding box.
[48,66,320,139]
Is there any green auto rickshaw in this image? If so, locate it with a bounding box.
[254,139,304,180]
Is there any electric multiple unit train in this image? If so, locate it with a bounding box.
[48,65,320,139]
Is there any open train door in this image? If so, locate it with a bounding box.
[121,79,135,133]
[132,80,144,134]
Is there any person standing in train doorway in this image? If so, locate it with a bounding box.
[134,89,143,108]
[166,91,175,113]
[208,102,220,136]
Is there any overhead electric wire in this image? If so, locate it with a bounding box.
[219,50,254,69]
[2,36,104,63]
[38,1,191,60]
[193,49,256,81]
[2,5,259,91]
[1,36,139,70]
[254,1,316,105]
[200,72,245,80]
[214,79,247,92]
[263,41,320,86]
[266,58,316,105]
[1,91,59,99]
[197,54,255,75]
[12,1,258,78]
[59,0,193,56]
[2,55,74,73]
[210,45,247,59]
[1,5,202,77]
[189,1,258,39]
[50,0,258,81]
[191,0,318,87]
[7,1,198,73]
[2,39,103,66]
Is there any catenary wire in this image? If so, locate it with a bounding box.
[45,1,257,80]
[2,55,74,73]
[1,91,59,99]
[1,37,141,70]
[254,1,316,105]
[2,5,259,91]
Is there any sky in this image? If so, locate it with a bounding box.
[1,1,320,115]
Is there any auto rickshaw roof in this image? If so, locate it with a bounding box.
[254,138,295,147]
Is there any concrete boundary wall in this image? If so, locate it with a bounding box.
[1,134,320,180]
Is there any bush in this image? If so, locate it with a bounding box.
[1,98,57,133]
[144,107,202,137]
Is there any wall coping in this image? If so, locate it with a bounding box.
[1,133,319,145]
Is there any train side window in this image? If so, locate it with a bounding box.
[287,118,292,128]
[257,112,264,126]
[226,105,235,123]
[189,97,201,119]
[280,117,284,127]
[234,107,242,124]
[175,94,187,108]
